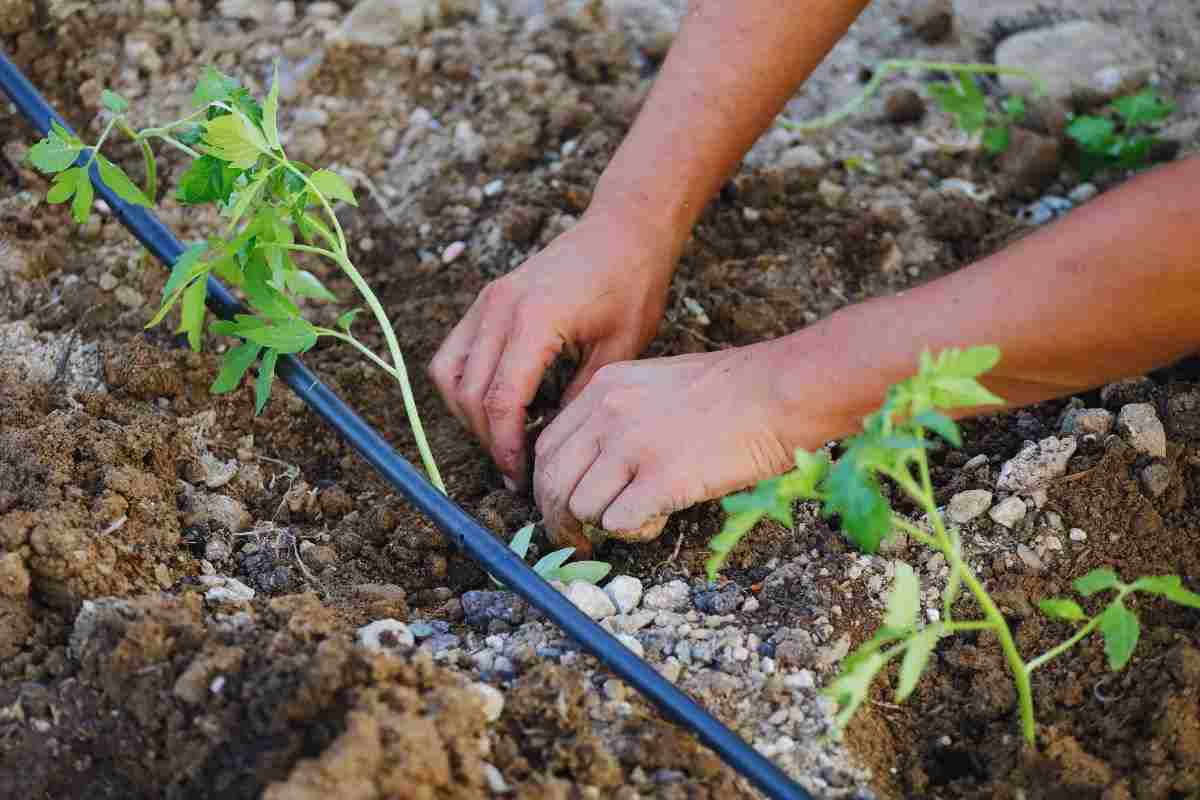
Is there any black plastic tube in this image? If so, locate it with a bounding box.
[1,50,813,800]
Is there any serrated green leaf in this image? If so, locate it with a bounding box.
[178,274,208,352]
[286,269,337,301]
[884,562,920,632]
[552,561,612,585]
[912,410,961,447]
[70,174,94,224]
[97,156,151,207]
[244,255,301,320]
[308,169,357,207]
[1098,599,1139,671]
[896,626,939,702]
[177,156,241,205]
[101,89,129,114]
[254,348,278,415]
[722,478,794,527]
[210,314,268,338]
[825,650,886,732]
[1114,134,1155,170]
[193,65,240,108]
[211,341,262,394]
[161,242,209,300]
[532,548,576,577]
[983,125,1010,154]
[225,172,268,230]
[929,377,1005,410]
[336,308,363,333]
[46,167,81,204]
[776,449,831,501]
[262,63,281,150]
[1038,597,1087,622]
[1074,568,1122,597]
[508,523,535,559]
[203,113,270,169]
[1067,116,1116,153]
[28,127,84,173]
[239,318,317,354]
[1132,575,1200,609]
[928,346,1001,379]
[1112,90,1175,127]
[823,449,892,553]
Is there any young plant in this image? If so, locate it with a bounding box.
[1066,88,1176,179]
[491,522,613,588]
[710,346,1200,742]
[26,67,445,492]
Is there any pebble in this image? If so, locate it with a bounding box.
[332,0,435,47]
[200,575,255,606]
[1068,183,1099,204]
[187,493,252,532]
[483,763,509,793]
[617,633,645,658]
[884,88,925,124]
[693,585,743,615]
[1117,403,1167,458]
[947,489,993,523]
[818,178,847,208]
[441,241,467,264]
[1060,407,1115,437]
[470,682,505,722]
[1019,195,1072,226]
[908,0,954,43]
[564,581,617,620]
[98,273,118,291]
[483,179,505,197]
[643,580,690,611]
[742,596,760,613]
[204,539,231,562]
[114,286,145,309]
[989,496,1027,529]
[963,454,989,471]
[996,436,1078,493]
[604,575,643,615]
[1070,528,1088,542]
[1016,544,1044,573]
[356,619,415,652]
[777,145,826,188]
[1140,462,1172,498]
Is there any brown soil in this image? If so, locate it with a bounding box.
[2,1,1199,799]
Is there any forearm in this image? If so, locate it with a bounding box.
[772,156,1200,448]
[590,0,871,257]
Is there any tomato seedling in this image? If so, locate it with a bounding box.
[711,346,1200,742]
[491,523,612,588]
[27,66,445,493]
[1066,88,1176,179]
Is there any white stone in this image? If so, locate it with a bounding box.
[201,575,255,605]
[471,682,505,722]
[989,496,1027,528]
[565,581,617,619]
[483,179,505,197]
[1117,403,1167,458]
[616,633,645,658]
[642,579,690,611]
[996,436,1077,493]
[604,575,643,614]
[356,619,415,652]
[441,241,467,264]
[741,596,760,613]
[1069,528,1088,542]
[947,490,993,524]
[332,0,439,47]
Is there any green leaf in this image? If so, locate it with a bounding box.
[706,510,763,582]
[1132,575,1200,609]
[202,113,271,169]
[721,478,794,528]
[262,63,281,150]
[777,449,830,500]
[1067,116,1116,153]
[929,377,1004,410]
[336,308,363,333]
[297,211,339,250]
[254,348,278,415]
[982,125,1010,154]
[70,174,94,224]
[244,255,302,320]
[286,270,337,301]
[926,346,1001,379]
[210,314,268,339]
[239,318,317,354]
[176,124,205,146]
[46,167,82,204]
[896,626,939,702]
[1098,599,1140,671]
[1074,568,1122,597]
[1002,95,1026,122]
[508,523,535,559]
[1038,597,1087,622]
[532,548,576,577]
[211,341,262,394]
[1114,134,1155,170]
[912,410,961,447]
[884,562,920,632]
[225,172,268,230]
[178,274,208,351]
[162,243,210,300]
[825,650,886,732]
[552,561,612,585]
[823,449,892,553]
[28,125,84,173]
[1112,90,1175,127]
[97,156,151,207]
[193,65,240,108]
[177,156,240,205]
[308,169,358,207]
[101,89,129,114]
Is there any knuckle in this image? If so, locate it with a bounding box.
[482,382,519,419]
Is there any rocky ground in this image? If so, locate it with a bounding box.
[2,0,1199,798]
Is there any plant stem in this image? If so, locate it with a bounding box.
[944,620,994,633]
[1025,592,1127,675]
[84,116,119,170]
[142,133,203,160]
[317,329,401,381]
[260,242,340,262]
[118,120,157,202]
[779,59,1049,131]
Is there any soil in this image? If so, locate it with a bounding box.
[2,1,1199,798]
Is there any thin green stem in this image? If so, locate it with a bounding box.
[137,106,209,138]
[944,620,994,634]
[258,242,340,262]
[141,133,203,160]
[779,59,1048,131]
[83,116,119,170]
[316,329,401,382]
[1025,591,1130,675]
[118,120,158,201]
[889,516,938,549]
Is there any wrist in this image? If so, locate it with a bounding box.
[587,172,695,262]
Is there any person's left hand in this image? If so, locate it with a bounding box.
[532,342,798,555]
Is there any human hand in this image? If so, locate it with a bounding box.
[532,342,798,554]
[428,208,676,490]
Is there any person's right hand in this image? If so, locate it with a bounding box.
[428,207,678,492]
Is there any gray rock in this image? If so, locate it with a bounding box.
[996,436,1077,493]
[564,582,617,620]
[187,493,251,532]
[0,321,106,395]
[988,496,1027,529]
[462,590,527,628]
[1068,183,1098,204]
[356,619,415,652]
[1018,195,1072,226]
[995,21,1154,106]
[604,575,644,614]
[1060,407,1114,437]
[1016,543,1044,573]
[947,490,994,524]
[617,633,645,658]
[200,575,256,606]
[332,0,438,47]
[643,579,690,611]
[1140,462,1172,499]
[1069,528,1088,542]
[693,585,743,615]
[607,0,678,60]
[1118,403,1167,458]
[777,145,826,189]
[908,0,953,44]
[218,0,272,21]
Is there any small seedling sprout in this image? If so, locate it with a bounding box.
[491,522,613,588]
[1066,88,1176,178]
[710,346,1200,743]
[28,66,445,492]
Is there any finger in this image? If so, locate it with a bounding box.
[534,429,601,551]
[600,472,677,541]
[567,447,637,526]
[457,306,515,455]
[484,322,566,489]
[428,302,484,428]
[562,336,635,406]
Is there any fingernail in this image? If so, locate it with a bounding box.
[502,476,518,493]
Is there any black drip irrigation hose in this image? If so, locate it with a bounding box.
[1,50,815,800]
